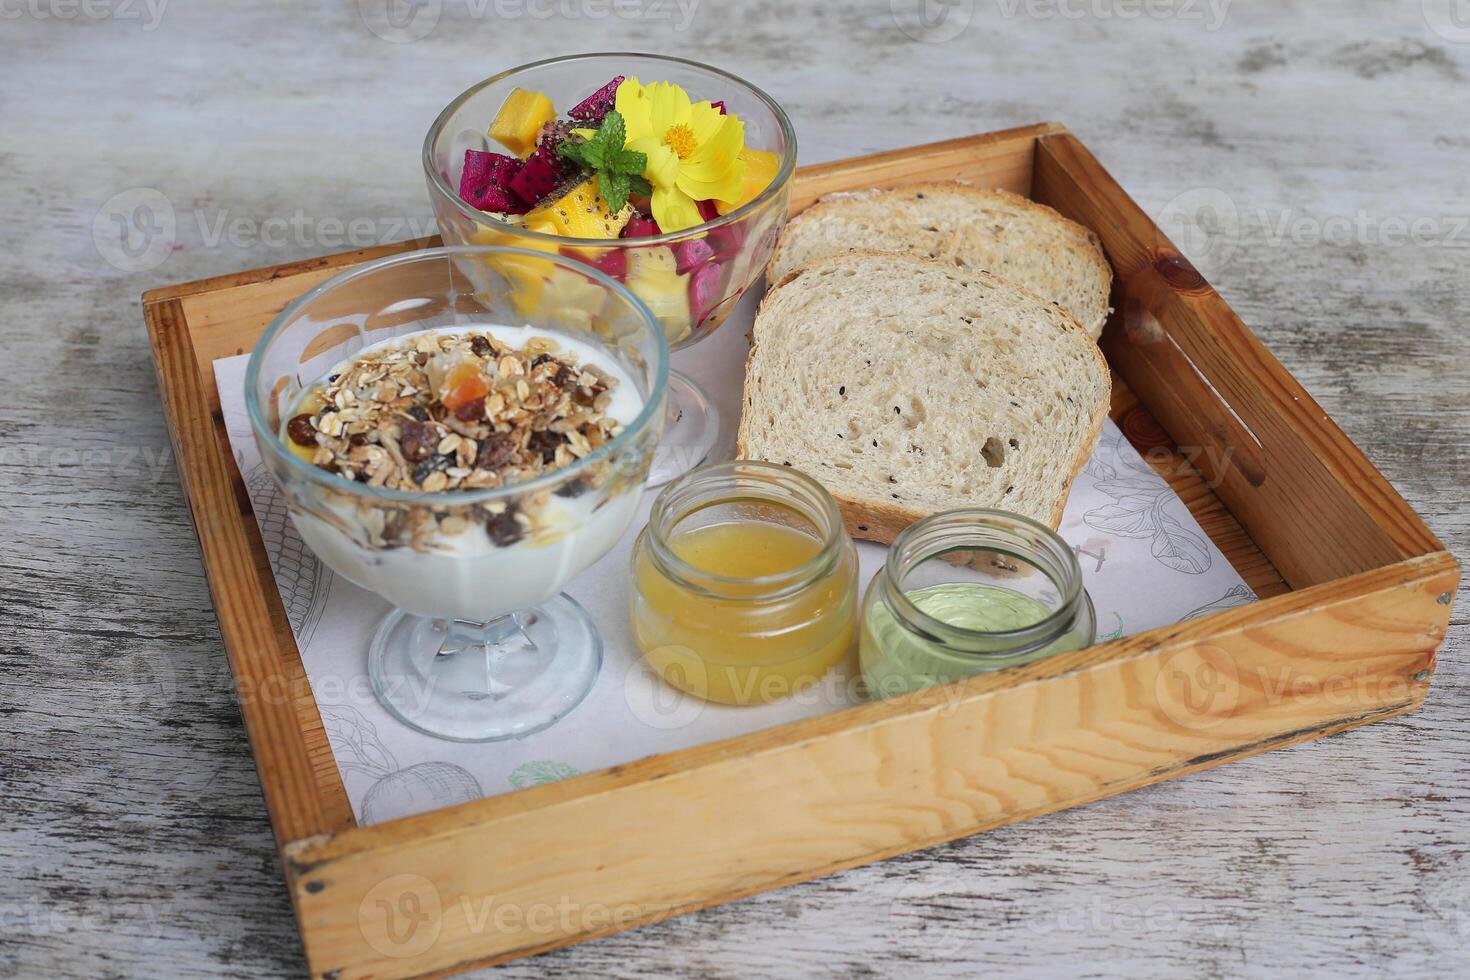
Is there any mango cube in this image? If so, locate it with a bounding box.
[716,148,781,215]
[490,88,556,158]
[528,179,633,242]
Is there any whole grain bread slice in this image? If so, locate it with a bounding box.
[768,183,1113,339]
[737,252,1110,543]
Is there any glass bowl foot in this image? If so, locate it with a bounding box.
[368,594,601,742]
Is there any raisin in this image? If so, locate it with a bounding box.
[412,454,452,485]
[399,419,438,462]
[527,429,565,463]
[475,432,515,470]
[531,353,554,368]
[414,351,430,366]
[485,508,523,547]
[551,364,574,389]
[469,335,492,357]
[348,433,367,448]
[286,414,318,447]
[406,405,429,421]
[555,478,588,498]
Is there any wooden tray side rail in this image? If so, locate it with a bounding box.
[141,126,1459,980]
[1028,133,1444,588]
[146,299,358,846]
[283,554,1453,979]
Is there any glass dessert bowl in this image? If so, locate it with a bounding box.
[246,246,668,742]
[424,52,797,486]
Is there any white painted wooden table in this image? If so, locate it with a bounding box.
[3,2,1467,976]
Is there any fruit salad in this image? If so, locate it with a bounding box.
[452,74,784,343]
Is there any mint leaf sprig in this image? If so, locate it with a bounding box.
[556,110,651,213]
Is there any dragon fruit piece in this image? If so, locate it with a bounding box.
[672,237,715,274]
[568,75,625,122]
[621,214,661,239]
[695,198,720,223]
[459,150,526,213]
[709,217,747,260]
[590,248,627,280]
[710,100,726,115]
[508,142,564,206]
[688,261,724,325]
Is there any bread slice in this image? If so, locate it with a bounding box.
[768,183,1113,339]
[737,253,1110,543]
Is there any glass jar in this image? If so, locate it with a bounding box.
[630,461,859,706]
[860,509,1096,700]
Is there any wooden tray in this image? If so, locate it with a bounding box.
[143,123,1458,979]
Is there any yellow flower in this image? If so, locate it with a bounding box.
[616,77,746,233]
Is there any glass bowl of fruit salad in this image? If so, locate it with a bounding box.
[424,53,796,485]
[245,245,668,742]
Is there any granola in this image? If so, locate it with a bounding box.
[282,328,628,551]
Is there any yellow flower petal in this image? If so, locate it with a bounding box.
[686,101,725,144]
[646,81,691,131]
[630,137,681,188]
[615,76,651,139]
[679,114,744,183]
[651,185,704,232]
[676,158,747,205]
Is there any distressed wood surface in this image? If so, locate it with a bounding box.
[2,2,1467,978]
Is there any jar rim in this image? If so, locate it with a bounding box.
[644,460,847,600]
[879,508,1085,657]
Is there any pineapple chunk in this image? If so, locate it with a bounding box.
[489,88,556,158]
[626,247,690,342]
[541,265,612,331]
[472,220,559,316]
[628,246,678,276]
[529,179,633,241]
[715,148,781,215]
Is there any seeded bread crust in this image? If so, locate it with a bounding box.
[738,252,1110,544]
[768,182,1114,340]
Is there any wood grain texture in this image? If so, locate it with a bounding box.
[3,3,1468,978]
